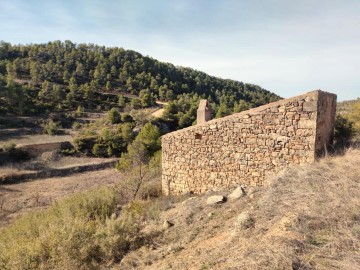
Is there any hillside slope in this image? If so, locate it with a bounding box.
[120,148,360,270]
[0,41,280,118]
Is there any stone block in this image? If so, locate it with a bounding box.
[298,119,316,129]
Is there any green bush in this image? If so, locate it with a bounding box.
[73,135,97,153]
[92,143,107,157]
[121,113,134,123]
[43,120,61,135]
[0,187,146,269]
[2,142,16,154]
[348,100,360,135]
[334,115,355,143]
[72,121,82,130]
[107,108,120,124]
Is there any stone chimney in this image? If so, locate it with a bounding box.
[197,100,212,124]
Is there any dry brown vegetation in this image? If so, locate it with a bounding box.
[0,130,73,148]
[0,168,120,227]
[118,148,360,270]
[1,147,359,269]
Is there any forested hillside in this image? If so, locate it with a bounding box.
[0,40,280,121]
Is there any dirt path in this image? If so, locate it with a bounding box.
[151,101,168,118]
[0,168,120,227]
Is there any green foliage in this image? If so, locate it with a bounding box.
[348,99,360,135]
[118,94,126,108]
[121,113,134,123]
[92,143,107,157]
[43,120,61,135]
[73,135,98,153]
[117,140,149,172]
[234,99,251,113]
[72,121,82,130]
[116,141,150,199]
[121,122,135,143]
[334,115,355,143]
[135,122,161,155]
[107,108,120,124]
[131,98,141,109]
[0,187,147,269]
[76,105,84,116]
[0,41,280,117]
[139,89,156,108]
[162,102,179,129]
[2,142,16,153]
[116,141,162,201]
[74,124,128,157]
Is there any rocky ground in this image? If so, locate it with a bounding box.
[118,148,360,270]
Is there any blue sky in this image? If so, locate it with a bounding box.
[1,0,359,101]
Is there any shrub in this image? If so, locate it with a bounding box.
[0,187,146,269]
[72,121,82,130]
[92,143,107,157]
[121,113,134,123]
[138,180,162,200]
[43,120,61,135]
[334,115,355,143]
[73,135,97,153]
[76,105,84,116]
[2,142,16,154]
[107,108,120,124]
[348,99,360,135]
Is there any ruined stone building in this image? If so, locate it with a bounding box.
[162,90,337,195]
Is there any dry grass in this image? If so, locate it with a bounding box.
[0,168,121,227]
[1,148,359,269]
[118,148,360,270]
[0,134,73,148]
[0,154,115,174]
[232,148,360,270]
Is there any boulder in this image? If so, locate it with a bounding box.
[206,195,226,205]
[228,186,246,201]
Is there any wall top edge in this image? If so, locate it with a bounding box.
[162,90,336,139]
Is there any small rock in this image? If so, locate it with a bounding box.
[247,187,256,199]
[235,211,254,230]
[206,195,226,205]
[163,220,174,229]
[208,212,214,217]
[228,186,246,201]
[181,197,197,204]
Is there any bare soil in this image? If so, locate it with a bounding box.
[0,154,116,176]
[0,129,72,147]
[0,168,120,227]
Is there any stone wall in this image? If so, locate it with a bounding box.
[162,90,337,195]
[19,141,71,157]
[0,160,117,184]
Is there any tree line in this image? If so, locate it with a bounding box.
[0,40,280,118]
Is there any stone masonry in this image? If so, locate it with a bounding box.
[162,90,337,195]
